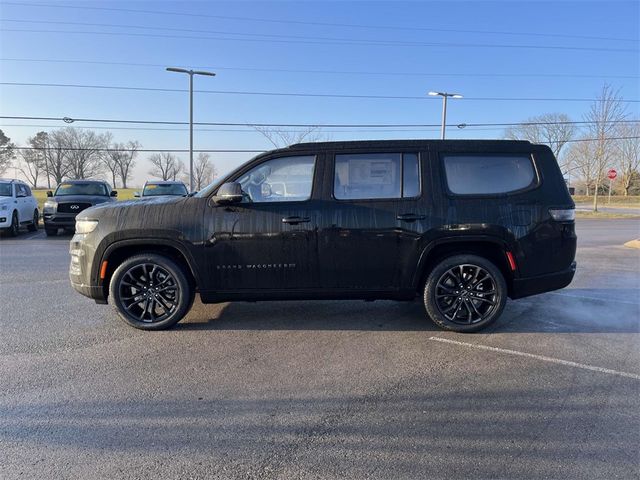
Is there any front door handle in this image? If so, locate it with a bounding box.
[397,213,426,222]
[282,216,311,225]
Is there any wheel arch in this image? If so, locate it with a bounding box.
[98,240,200,299]
[413,237,514,296]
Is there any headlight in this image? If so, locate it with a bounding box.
[75,219,98,234]
[44,201,57,211]
[0,204,7,211]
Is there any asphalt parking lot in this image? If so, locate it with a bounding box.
[1,218,639,480]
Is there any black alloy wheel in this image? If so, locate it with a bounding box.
[424,254,507,332]
[109,254,194,330]
[435,264,498,324]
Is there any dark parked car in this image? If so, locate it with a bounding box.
[70,140,576,332]
[44,180,117,236]
[134,180,189,198]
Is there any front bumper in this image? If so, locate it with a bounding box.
[69,233,107,303]
[44,212,77,228]
[510,261,577,299]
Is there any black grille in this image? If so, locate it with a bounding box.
[57,202,92,214]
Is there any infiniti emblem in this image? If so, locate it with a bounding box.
[70,205,80,210]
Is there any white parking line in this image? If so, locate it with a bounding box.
[429,336,640,380]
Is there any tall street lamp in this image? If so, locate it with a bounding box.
[166,67,216,192]
[428,91,463,140]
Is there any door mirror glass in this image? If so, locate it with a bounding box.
[110,190,118,197]
[46,191,53,197]
[215,182,243,204]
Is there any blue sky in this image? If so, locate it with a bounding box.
[0,0,638,186]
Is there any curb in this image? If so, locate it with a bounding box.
[623,239,640,249]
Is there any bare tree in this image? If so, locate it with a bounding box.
[43,130,72,186]
[60,127,108,179]
[616,123,640,196]
[251,125,326,148]
[149,152,183,181]
[0,129,16,176]
[566,136,598,195]
[18,133,49,187]
[101,133,119,188]
[192,152,216,190]
[584,84,628,211]
[118,141,140,188]
[504,113,576,171]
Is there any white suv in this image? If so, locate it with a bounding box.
[0,179,39,236]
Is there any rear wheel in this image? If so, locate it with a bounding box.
[27,210,39,231]
[109,253,194,330]
[423,254,507,332]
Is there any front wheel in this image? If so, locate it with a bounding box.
[423,254,507,333]
[109,253,194,330]
[8,212,19,237]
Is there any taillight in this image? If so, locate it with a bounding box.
[549,208,575,222]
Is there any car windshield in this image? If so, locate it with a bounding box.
[0,183,12,197]
[143,183,188,196]
[54,182,109,196]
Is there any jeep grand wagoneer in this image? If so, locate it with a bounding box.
[70,140,576,332]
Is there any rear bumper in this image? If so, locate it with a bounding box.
[510,261,576,299]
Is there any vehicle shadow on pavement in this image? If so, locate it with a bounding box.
[179,299,439,332]
[178,288,639,334]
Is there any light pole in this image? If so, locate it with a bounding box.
[166,67,216,192]
[428,91,463,140]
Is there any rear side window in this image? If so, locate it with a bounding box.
[334,152,421,200]
[443,154,536,195]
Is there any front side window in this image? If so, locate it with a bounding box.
[443,154,536,195]
[334,152,421,200]
[237,155,315,203]
[54,182,109,196]
[16,184,29,197]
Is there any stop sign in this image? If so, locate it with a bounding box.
[607,169,617,180]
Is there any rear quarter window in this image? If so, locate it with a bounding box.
[443,154,537,195]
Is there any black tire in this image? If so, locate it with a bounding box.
[109,253,194,330]
[423,254,507,333]
[45,226,58,237]
[8,211,19,237]
[27,210,39,231]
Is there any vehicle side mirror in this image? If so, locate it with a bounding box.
[215,182,243,204]
[134,192,140,198]
[46,191,53,197]
[110,190,118,197]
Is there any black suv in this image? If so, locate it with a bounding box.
[44,180,117,236]
[70,140,576,332]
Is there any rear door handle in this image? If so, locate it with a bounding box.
[282,216,311,225]
[396,213,426,222]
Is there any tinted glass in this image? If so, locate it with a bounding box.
[0,183,11,197]
[443,154,536,195]
[402,153,420,197]
[23,185,32,196]
[143,183,188,196]
[237,155,315,203]
[54,183,109,196]
[334,153,420,200]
